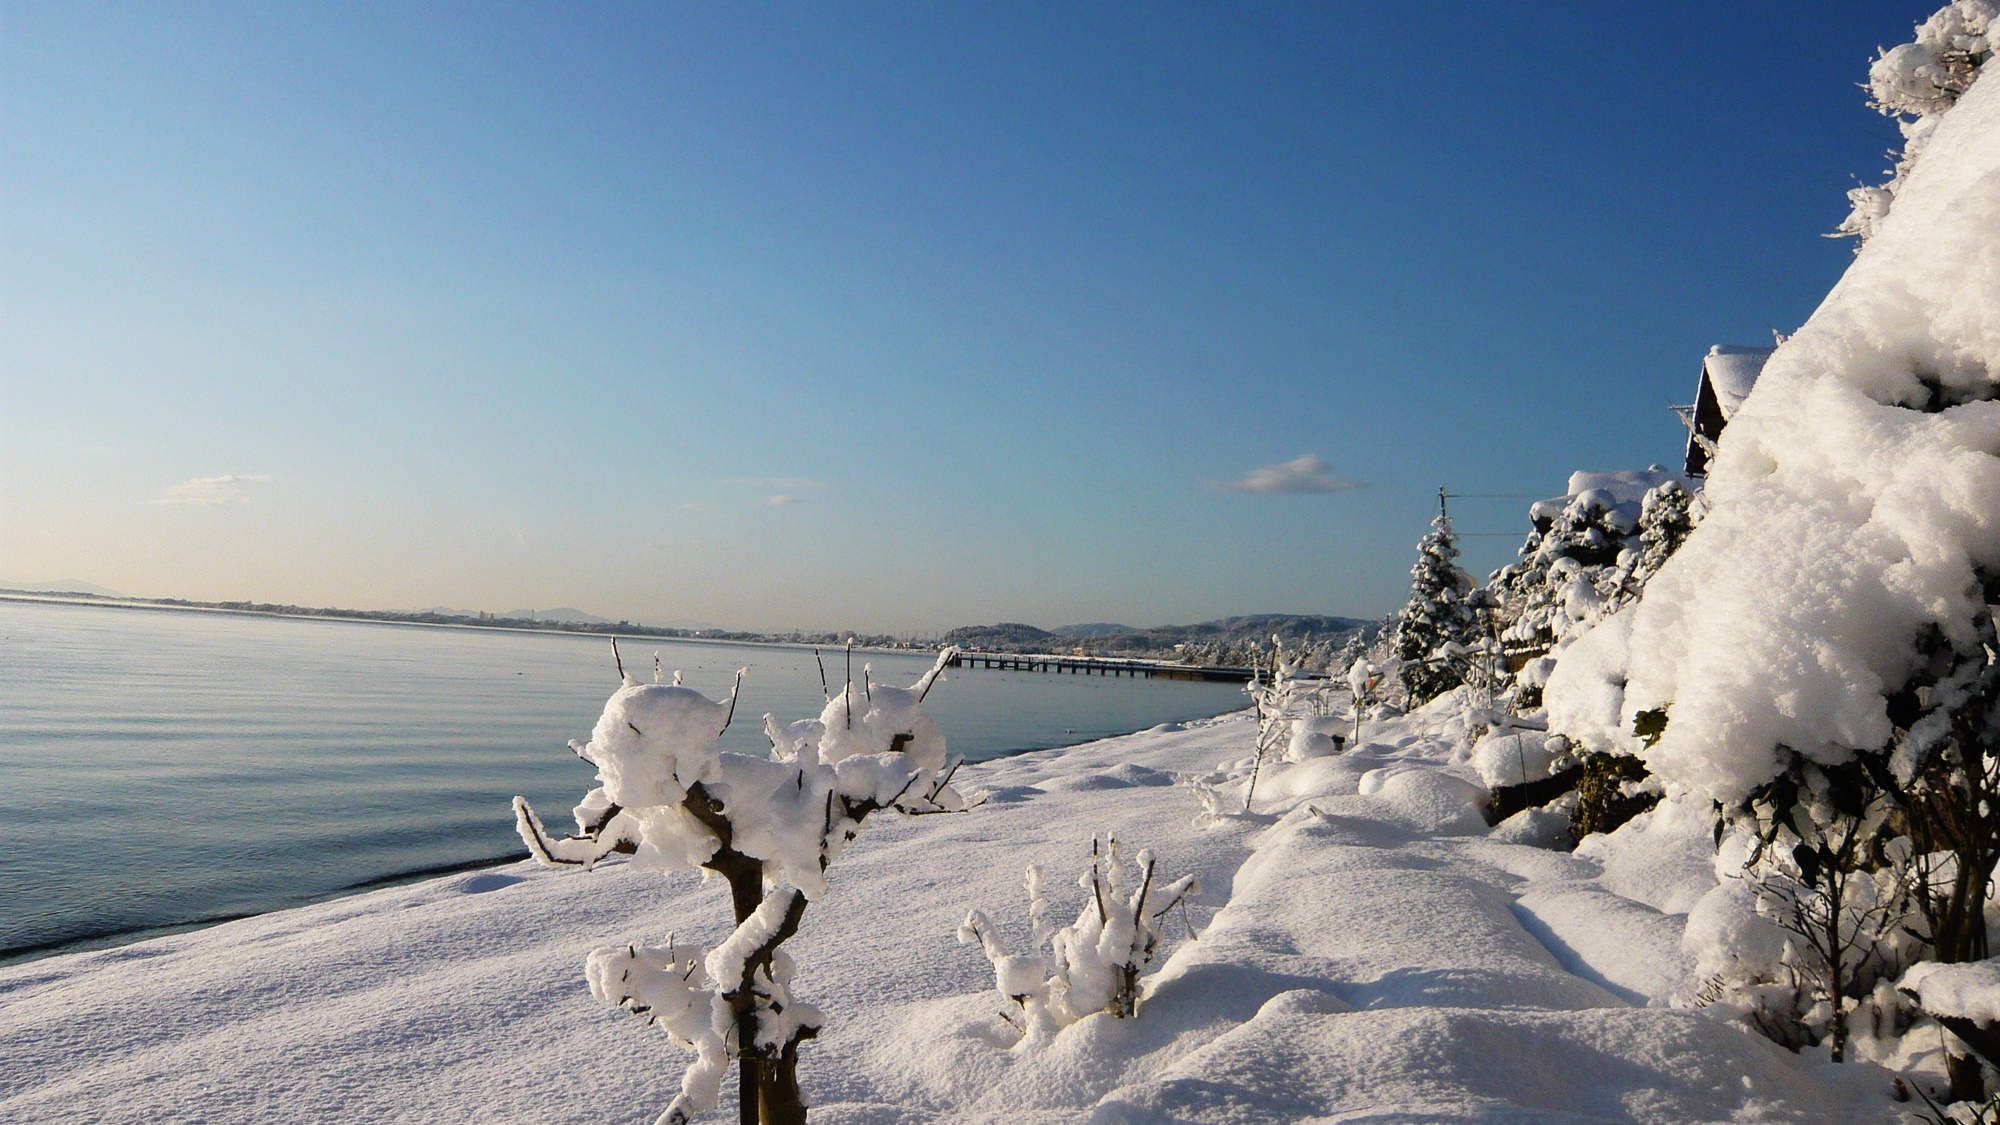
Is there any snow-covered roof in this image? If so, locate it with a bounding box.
[1702,345,1775,419]
[1528,466,1680,526]
[1565,467,1679,507]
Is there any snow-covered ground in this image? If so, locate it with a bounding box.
[0,700,1904,1123]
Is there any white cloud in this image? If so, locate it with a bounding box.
[767,494,801,508]
[155,474,273,506]
[1213,455,1358,494]
[728,477,827,490]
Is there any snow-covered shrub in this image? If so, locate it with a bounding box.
[1837,2,1994,241]
[1617,19,2000,1072]
[512,647,973,1125]
[1692,761,1925,1063]
[1395,507,1480,706]
[1568,739,1661,843]
[957,838,1199,1047]
[1468,726,1572,791]
[1238,650,1349,811]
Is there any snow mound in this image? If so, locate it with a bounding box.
[1903,958,2000,1023]
[1356,766,1490,836]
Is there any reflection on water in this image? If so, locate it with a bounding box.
[0,598,1243,960]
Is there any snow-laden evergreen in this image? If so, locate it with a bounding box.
[1484,468,1684,707]
[1393,506,1479,706]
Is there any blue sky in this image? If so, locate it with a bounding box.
[0,2,1920,631]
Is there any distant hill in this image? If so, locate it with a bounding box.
[1051,623,1137,637]
[941,622,1054,648]
[0,580,123,597]
[502,607,610,624]
[942,613,1378,663]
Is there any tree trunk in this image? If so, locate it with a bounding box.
[1947,1045,1986,1104]
[758,1039,810,1125]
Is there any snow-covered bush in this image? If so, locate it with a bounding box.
[512,647,973,1125]
[1700,762,1925,1062]
[1395,506,1480,706]
[1634,480,1697,583]
[957,838,1199,1047]
[1837,1,1994,241]
[1609,19,2000,1093]
[1238,649,1348,811]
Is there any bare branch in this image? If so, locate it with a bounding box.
[719,667,747,735]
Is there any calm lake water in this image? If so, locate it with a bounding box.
[0,598,1244,961]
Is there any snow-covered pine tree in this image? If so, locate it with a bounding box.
[1396,495,1478,706]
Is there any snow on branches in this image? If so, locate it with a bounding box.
[958,838,1199,1048]
[1837,1,1994,241]
[513,646,973,1125]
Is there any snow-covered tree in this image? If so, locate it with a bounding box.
[1634,480,1698,582]
[958,838,1199,1047]
[512,647,973,1125]
[1239,645,1348,811]
[1395,506,1478,706]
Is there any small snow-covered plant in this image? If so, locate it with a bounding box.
[957,838,1199,1047]
[513,646,973,1125]
[1239,640,1348,811]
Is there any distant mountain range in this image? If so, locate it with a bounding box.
[2,583,1374,663]
[0,580,124,597]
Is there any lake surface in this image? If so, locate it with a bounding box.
[0,598,1245,961]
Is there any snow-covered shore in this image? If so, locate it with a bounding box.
[0,703,1902,1123]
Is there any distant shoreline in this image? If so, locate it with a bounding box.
[0,591,928,658]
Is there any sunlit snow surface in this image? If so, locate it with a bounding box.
[0,700,1896,1123]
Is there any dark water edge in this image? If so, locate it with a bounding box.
[0,720,1208,969]
[0,851,532,968]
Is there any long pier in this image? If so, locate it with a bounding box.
[944,650,1255,683]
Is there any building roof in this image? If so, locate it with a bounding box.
[1685,344,1777,476]
[1703,344,1775,419]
